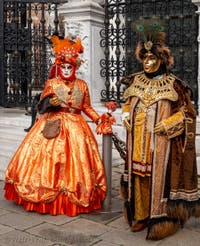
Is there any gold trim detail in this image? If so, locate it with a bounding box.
[71,83,83,107]
[162,111,184,139]
[123,73,178,106]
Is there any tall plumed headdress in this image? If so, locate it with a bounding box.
[133,17,174,69]
[51,35,84,67]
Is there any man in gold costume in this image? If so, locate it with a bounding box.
[4,36,106,216]
[121,18,200,240]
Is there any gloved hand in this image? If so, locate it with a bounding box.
[154,121,166,135]
[123,116,131,132]
[49,96,62,107]
[96,113,116,134]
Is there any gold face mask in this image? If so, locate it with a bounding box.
[143,52,161,73]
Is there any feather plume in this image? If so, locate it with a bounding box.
[133,17,166,49]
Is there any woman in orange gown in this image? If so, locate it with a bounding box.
[4,36,107,216]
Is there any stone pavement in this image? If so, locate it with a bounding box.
[0,164,200,246]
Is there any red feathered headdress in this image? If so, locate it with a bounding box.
[51,35,84,67]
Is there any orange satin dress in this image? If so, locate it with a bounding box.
[4,77,107,216]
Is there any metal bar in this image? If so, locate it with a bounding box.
[53,3,59,35]
[104,0,110,101]
[27,2,32,106]
[40,2,47,87]
[13,1,20,105]
[102,134,112,211]
[115,0,121,104]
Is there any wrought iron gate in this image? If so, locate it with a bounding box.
[100,0,198,108]
[0,0,66,107]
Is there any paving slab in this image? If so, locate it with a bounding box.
[60,218,110,236]
[107,216,130,231]
[0,230,53,246]
[39,214,78,226]
[97,228,159,246]
[49,244,70,246]
[27,222,100,246]
[80,211,121,225]
[159,227,200,246]
[0,212,44,230]
[0,182,5,201]
[0,181,4,189]
[80,199,122,225]
[91,242,116,246]
[0,199,29,213]
[0,224,14,235]
[0,208,9,216]
[0,191,5,201]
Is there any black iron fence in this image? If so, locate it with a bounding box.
[0,0,66,107]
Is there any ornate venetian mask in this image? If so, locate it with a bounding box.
[143,52,161,74]
[59,62,76,80]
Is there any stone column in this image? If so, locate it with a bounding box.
[58,0,105,105]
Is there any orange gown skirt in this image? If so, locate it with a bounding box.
[4,110,106,216]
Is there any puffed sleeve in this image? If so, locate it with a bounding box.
[82,83,100,123]
[40,80,55,100]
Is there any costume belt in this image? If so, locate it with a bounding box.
[135,107,149,114]
[59,107,81,114]
[135,105,156,114]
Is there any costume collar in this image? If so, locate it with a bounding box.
[123,72,178,106]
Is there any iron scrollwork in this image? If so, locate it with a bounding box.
[100,0,127,105]
[0,0,66,108]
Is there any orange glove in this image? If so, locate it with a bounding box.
[96,113,116,135]
[49,96,62,107]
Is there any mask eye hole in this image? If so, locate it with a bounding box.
[61,64,73,70]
